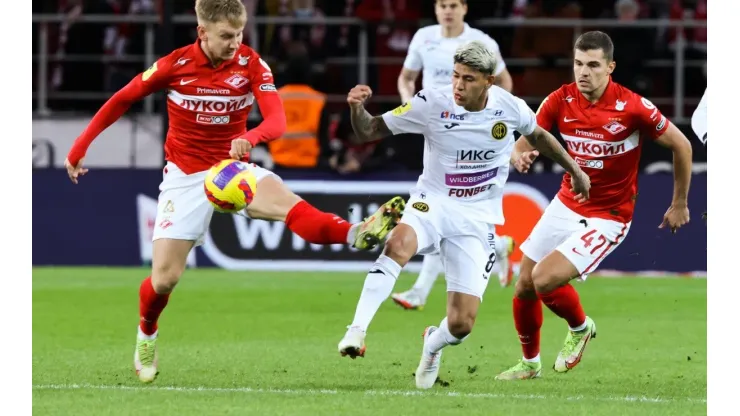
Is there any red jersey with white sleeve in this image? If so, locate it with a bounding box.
[536,79,670,223]
[67,39,286,174]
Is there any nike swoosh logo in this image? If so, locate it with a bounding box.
[368,269,386,275]
[572,247,583,256]
[180,79,197,85]
[564,117,578,122]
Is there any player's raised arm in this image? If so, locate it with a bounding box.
[346,85,391,143]
[65,55,174,183]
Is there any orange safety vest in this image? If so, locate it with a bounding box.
[268,84,325,168]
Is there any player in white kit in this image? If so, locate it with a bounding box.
[336,40,591,389]
[691,88,707,145]
[393,0,517,307]
[692,88,706,221]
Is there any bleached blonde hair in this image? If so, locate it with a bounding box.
[453,40,497,75]
[195,0,247,27]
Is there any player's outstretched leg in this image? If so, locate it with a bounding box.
[532,251,595,373]
[494,234,516,288]
[245,175,404,249]
[135,238,194,383]
[415,292,479,389]
[338,223,418,358]
[496,256,543,380]
[391,253,444,310]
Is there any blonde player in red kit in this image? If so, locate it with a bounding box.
[63,0,404,384]
[496,31,693,380]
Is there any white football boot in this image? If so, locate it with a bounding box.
[415,326,442,389]
[391,290,425,310]
[338,326,366,359]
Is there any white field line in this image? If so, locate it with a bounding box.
[32,383,706,404]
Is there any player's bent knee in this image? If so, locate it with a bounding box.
[514,275,537,299]
[151,261,184,293]
[531,265,564,294]
[446,313,475,339]
[382,225,417,266]
[532,251,581,294]
[514,256,538,299]
[151,239,193,293]
[530,265,554,294]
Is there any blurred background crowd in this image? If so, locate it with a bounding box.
[31,0,707,174]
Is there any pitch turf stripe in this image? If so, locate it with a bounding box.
[32,384,706,404]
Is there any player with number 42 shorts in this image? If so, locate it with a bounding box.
[496,31,694,381]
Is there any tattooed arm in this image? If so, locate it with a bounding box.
[523,126,580,175]
[346,84,430,144]
[523,126,591,202]
[349,104,392,143]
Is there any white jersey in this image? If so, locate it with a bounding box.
[691,88,707,144]
[381,85,537,224]
[404,24,507,90]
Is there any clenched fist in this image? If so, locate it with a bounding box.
[347,85,373,108]
[229,138,253,160]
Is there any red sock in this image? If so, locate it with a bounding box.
[285,200,352,245]
[139,276,170,336]
[513,297,543,359]
[538,284,587,329]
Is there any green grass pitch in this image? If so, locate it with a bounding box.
[33,268,706,415]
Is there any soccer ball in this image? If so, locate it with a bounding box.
[204,159,258,213]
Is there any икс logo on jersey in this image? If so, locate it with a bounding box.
[455,149,496,169]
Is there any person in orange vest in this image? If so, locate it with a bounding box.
[268,51,330,169]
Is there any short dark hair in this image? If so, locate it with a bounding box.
[574,31,614,61]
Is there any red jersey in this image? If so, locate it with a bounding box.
[68,40,286,174]
[536,79,670,223]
